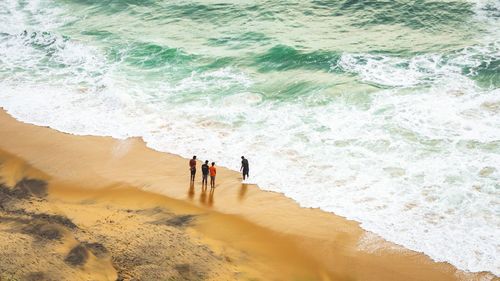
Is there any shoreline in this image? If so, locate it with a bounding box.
[0,108,495,280]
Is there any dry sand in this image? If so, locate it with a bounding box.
[0,109,496,281]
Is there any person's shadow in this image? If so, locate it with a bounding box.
[187,181,195,200]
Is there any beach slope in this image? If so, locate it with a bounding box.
[0,109,494,281]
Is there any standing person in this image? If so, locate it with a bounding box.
[209,162,217,189]
[201,160,209,187]
[240,156,249,180]
[189,156,197,182]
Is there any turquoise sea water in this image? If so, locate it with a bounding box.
[0,0,499,276]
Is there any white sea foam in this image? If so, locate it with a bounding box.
[0,0,499,276]
[337,53,453,87]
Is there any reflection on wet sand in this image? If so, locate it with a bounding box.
[197,182,248,206]
[197,182,214,208]
[208,188,214,207]
[187,181,195,200]
[199,185,207,205]
[239,184,248,201]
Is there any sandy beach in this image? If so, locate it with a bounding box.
[0,109,495,281]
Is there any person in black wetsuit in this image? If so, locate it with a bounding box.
[201,160,209,187]
[240,156,249,180]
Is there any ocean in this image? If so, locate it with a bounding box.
[0,0,498,276]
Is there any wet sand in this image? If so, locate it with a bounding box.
[0,109,494,281]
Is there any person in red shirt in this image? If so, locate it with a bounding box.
[189,156,197,182]
[209,162,217,189]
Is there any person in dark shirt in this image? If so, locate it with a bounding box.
[189,156,197,182]
[240,156,249,180]
[201,160,209,187]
